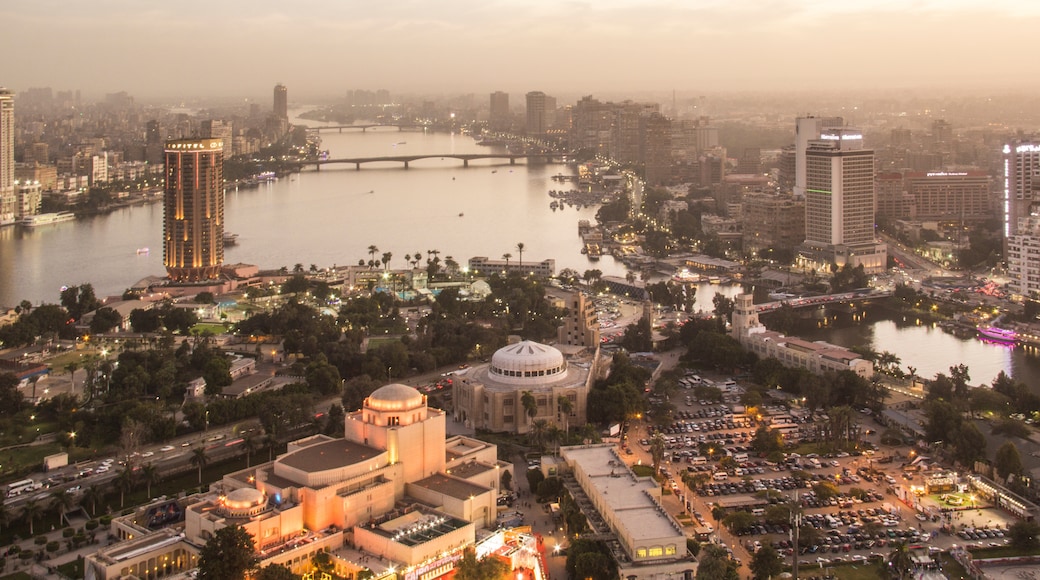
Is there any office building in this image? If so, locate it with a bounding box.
[0,88,14,226]
[525,91,551,138]
[201,119,234,160]
[799,128,887,273]
[794,116,843,197]
[1008,216,1040,299]
[742,192,805,254]
[489,91,510,131]
[1004,140,1040,245]
[273,83,288,119]
[640,112,672,186]
[163,139,225,282]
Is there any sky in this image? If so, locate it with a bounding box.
[3,0,1039,100]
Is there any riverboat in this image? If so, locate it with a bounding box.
[136,247,150,255]
[19,212,76,227]
[223,232,239,246]
[977,326,1016,343]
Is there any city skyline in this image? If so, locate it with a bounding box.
[3,0,1040,99]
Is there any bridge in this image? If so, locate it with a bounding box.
[300,152,571,170]
[755,290,891,313]
[308,124,426,133]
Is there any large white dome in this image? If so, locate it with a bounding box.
[489,340,567,385]
[367,383,425,412]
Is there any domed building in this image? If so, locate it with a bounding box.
[453,340,593,434]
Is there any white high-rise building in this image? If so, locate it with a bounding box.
[798,128,887,273]
[1007,215,1040,299]
[0,88,14,226]
[794,116,843,198]
[1003,141,1040,247]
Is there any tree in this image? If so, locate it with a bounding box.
[198,525,258,580]
[1008,520,1040,550]
[500,469,512,491]
[995,441,1024,481]
[751,424,782,454]
[750,545,783,580]
[50,488,76,527]
[696,544,739,580]
[453,548,510,580]
[22,498,43,536]
[191,446,209,484]
[501,252,512,270]
[887,542,914,580]
[256,563,299,580]
[516,242,525,271]
[521,390,537,425]
[83,484,103,517]
[367,245,379,269]
[140,463,161,498]
[558,395,574,439]
[650,433,666,474]
[117,466,136,508]
[530,418,549,452]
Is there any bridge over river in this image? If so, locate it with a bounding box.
[755,290,892,313]
[298,152,571,170]
[308,124,426,132]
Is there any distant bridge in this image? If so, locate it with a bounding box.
[308,124,426,133]
[755,290,891,313]
[299,152,571,170]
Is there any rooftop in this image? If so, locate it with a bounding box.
[278,439,383,474]
[411,473,489,501]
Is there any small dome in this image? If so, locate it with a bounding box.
[367,383,425,412]
[225,487,265,508]
[489,340,567,385]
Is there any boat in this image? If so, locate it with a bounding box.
[977,326,1016,343]
[491,170,498,174]
[136,247,150,255]
[19,212,76,227]
[458,212,464,217]
[223,232,239,246]
[394,141,407,145]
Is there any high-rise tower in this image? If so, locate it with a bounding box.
[525,91,549,138]
[799,128,886,273]
[489,91,510,131]
[794,116,843,197]
[1003,140,1040,242]
[273,83,288,119]
[0,88,14,226]
[163,138,224,282]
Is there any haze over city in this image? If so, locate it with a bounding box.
[5,0,1040,99]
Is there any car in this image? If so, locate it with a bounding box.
[141,451,155,458]
[160,445,175,452]
[181,442,191,447]
[95,465,110,474]
[915,513,928,522]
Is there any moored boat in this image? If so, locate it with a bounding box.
[19,212,76,227]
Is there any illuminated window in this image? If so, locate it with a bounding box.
[665,545,676,555]
[636,548,647,558]
[648,547,663,557]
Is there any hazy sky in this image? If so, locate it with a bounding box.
[4,0,1039,100]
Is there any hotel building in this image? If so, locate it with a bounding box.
[0,88,14,226]
[163,138,225,282]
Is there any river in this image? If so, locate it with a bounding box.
[797,308,1040,390]
[0,109,627,307]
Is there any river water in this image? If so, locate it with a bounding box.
[0,111,626,306]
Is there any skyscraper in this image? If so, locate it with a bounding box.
[794,116,843,197]
[489,91,510,131]
[1003,140,1040,243]
[163,138,224,282]
[273,83,288,119]
[525,91,549,137]
[799,128,886,273]
[0,88,14,226]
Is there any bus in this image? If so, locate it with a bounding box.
[5,479,36,498]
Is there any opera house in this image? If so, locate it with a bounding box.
[86,383,511,580]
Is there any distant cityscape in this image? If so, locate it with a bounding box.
[2,78,1040,580]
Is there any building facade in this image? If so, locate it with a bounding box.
[0,88,14,226]
[799,128,887,273]
[525,91,550,138]
[1007,215,1040,299]
[163,138,225,282]
[273,84,288,119]
[489,91,509,131]
[452,340,593,434]
[1004,141,1040,249]
[742,192,805,253]
[467,256,554,278]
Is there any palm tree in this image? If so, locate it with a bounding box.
[190,446,209,485]
[367,245,379,269]
[83,484,104,517]
[140,463,161,498]
[50,488,76,527]
[381,252,392,271]
[502,253,512,272]
[650,433,666,475]
[413,250,423,269]
[265,432,279,461]
[22,498,43,536]
[557,395,573,439]
[546,425,564,456]
[516,242,525,271]
[531,419,549,452]
[907,365,918,387]
[117,467,136,508]
[520,391,537,426]
[829,405,855,447]
[243,433,258,467]
[887,542,913,580]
